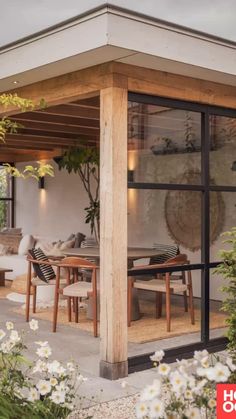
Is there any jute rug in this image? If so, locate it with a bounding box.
[12,299,227,344]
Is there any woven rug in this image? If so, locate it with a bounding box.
[12,299,227,344]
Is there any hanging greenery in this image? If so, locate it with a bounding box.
[0,93,53,181]
[55,147,100,243]
[215,227,236,382]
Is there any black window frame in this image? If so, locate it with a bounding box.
[127,92,236,373]
[0,163,15,228]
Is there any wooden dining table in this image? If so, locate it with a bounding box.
[64,247,165,321]
[64,246,164,267]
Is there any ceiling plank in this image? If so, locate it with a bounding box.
[13,112,99,127]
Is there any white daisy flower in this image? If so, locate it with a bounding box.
[47,360,61,374]
[149,398,164,418]
[150,350,164,363]
[157,363,171,376]
[6,322,14,330]
[56,381,69,393]
[50,390,66,405]
[194,350,209,363]
[140,380,161,401]
[36,379,51,396]
[185,407,201,418]
[169,371,187,394]
[66,362,75,372]
[226,357,236,372]
[1,340,15,354]
[9,330,20,343]
[136,401,148,418]
[50,377,58,387]
[206,363,231,382]
[29,319,38,331]
[208,398,216,409]
[36,345,52,359]
[0,329,6,340]
[184,389,193,399]
[196,367,207,378]
[77,373,88,383]
[32,360,47,374]
[27,387,40,402]
[200,356,210,369]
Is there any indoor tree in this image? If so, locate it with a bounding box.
[55,147,100,243]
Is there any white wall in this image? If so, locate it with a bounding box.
[15,161,91,241]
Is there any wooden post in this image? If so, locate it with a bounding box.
[99,85,128,379]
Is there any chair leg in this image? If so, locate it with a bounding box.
[67,298,72,322]
[92,269,98,337]
[75,298,79,323]
[188,270,195,325]
[127,277,133,327]
[26,261,32,322]
[52,267,60,333]
[66,268,72,322]
[182,271,188,312]
[166,273,171,332]
[156,292,162,319]
[32,286,37,313]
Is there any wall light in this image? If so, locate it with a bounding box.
[128,170,134,182]
[38,177,45,189]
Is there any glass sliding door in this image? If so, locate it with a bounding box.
[127,94,236,368]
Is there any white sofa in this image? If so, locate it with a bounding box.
[0,253,55,305]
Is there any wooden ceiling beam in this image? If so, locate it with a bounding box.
[11,118,100,133]
[40,104,99,119]
[13,112,99,127]
[17,127,99,139]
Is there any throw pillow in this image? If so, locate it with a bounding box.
[59,238,75,251]
[28,248,55,283]
[150,243,180,265]
[74,232,86,248]
[0,243,10,256]
[18,235,35,256]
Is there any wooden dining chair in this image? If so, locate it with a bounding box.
[53,257,99,337]
[128,254,194,332]
[25,254,68,326]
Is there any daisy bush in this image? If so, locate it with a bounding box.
[0,319,85,419]
[136,349,236,418]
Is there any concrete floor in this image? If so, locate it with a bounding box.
[0,298,227,406]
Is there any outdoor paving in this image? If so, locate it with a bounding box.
[0,298,227,412]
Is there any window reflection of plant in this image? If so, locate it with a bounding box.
[184,111,197,152]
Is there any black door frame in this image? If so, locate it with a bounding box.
[127,92,236,372]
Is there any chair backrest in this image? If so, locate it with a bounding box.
[59,256,97,269]
[28,248,56,283]
[130,254,188,273]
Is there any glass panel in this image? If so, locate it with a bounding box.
[0,201,12,229]
[127,267,202,357]
[128,102,201,184]
[128,189,202,262]
[210,269,228,340]
[210,115,236,186]
[210,192,236,262]
[0,166,12,198]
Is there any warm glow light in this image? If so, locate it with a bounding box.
[128,150,138,170]
[39,189,46,208]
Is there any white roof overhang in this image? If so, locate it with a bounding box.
[1,5,236,92]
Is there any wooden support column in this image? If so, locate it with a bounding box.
[99,85,128,380]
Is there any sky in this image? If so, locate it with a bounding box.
[1,0,236,47]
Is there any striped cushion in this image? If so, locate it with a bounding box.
[29,248,56,283]
[150,243,179,265]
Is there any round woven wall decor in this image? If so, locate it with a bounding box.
[165,170,225,251]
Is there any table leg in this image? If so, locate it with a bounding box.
[0,272,5,287]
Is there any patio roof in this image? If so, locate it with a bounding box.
[1,96,100,162]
